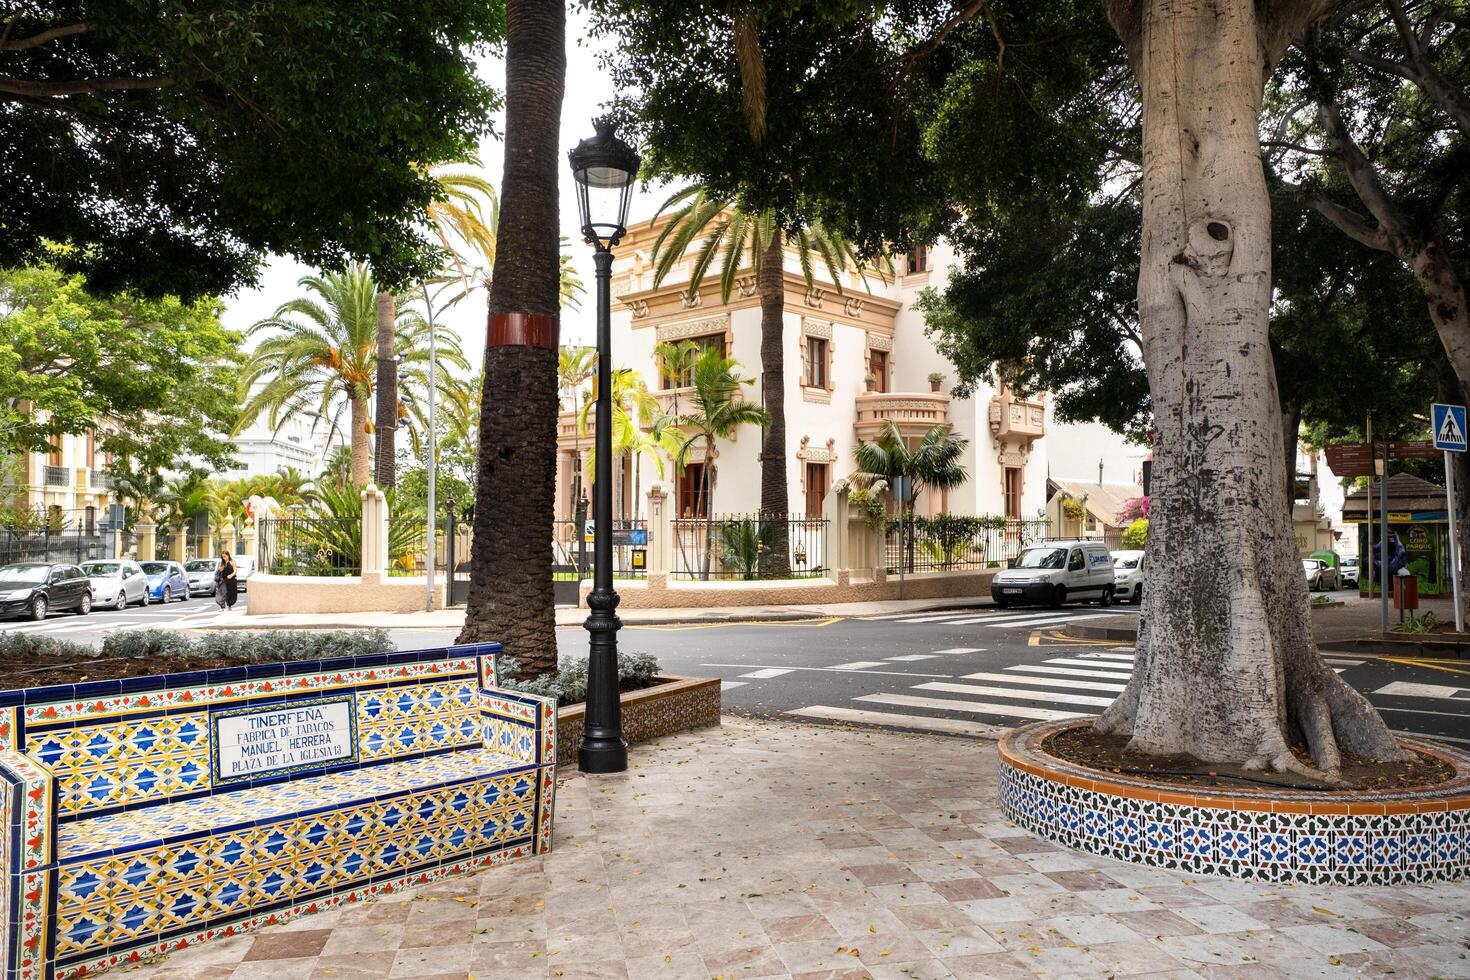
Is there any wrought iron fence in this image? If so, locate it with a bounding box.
[0,526,116,566]
[395,515,451,576]
[884,515,1049,574]
[43,465,69,487]
[672,513,826,580]
[258,515,363,576]
[552,518,649,580]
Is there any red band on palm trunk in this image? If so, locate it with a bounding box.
[487,312,559,349]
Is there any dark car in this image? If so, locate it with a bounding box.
[0,563,93,620]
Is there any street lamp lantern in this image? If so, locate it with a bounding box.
[568,118,640,251]
[568,120,639,774]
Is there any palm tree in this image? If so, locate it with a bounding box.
[113,467,167,528]
[440,370,483,451]
[578,368,681,520]
[650,185,888,576]
[654,340,703,418]
[376,159,502,488]
[854,420,970,574]
[318,445,355,490]
[239,267,380,487]
[457,0,566,679]
[159,472,212,531]
[669,346,771,579]
[558,345,596,414]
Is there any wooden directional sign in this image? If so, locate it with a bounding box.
[1324,440,1438,477]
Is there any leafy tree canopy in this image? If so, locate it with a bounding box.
[0,262,242,472]
[1,0,504,297]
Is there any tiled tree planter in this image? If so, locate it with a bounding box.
[555,676,720,766]
[999,719,1470,885]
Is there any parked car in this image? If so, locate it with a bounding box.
[0,562,92,620]
[141,561,190,603]
[1112,549,1145,604]
[991,540,1116,608]
[1303,557,1340,591]
[184,558,220,597]
[233,555,255,591]
[1340,556,1360,588]
[80,559,151,610]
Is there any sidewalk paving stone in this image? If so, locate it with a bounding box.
[126,716,1470,980]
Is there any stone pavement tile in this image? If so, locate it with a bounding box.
[543,958,630,979]
[864,957,955,980]
[1018,849,1102,873]
[1134,884,1222,908]
[1173,903,1271,934]
[307,952,399,978]
[144,968,240,979]
[1406,911,1470,941]
[988,871,1068,897]
[989,835,1060,856]
[1233,898,1324,928]
[1042,912,1146,945]
[223,961,319,980]
[1045,868,1125,891]
[940,950,1035,979]
[774,938,874,974]
[337,898,416,927]
[1348,916,1439,948]
[952,896,1034,925]
[787,969,872,980]
[911,925,1005,958]
[927,877,1004,903]
[847,863,918,886]
[975,919,1073,952]
[1075,887,1163,913]
[1085,938,1193,976]
[470,938,547,972]
[867,882,947,907]
[243,929,333,961]
[1279,922,1389,955]
[700,942,790,977]
[760,913,842,943]
[318,924,405,956]
[1395,941,1470,975]
[889,903,975,933]
[1017,890,1107,918]
[1159,930,1317,972]
[623,948,710,979]
[473,912,545,942]
[1112,908,1207,938]
[685,898,770,953]
[384,943,477,978]
[819,904,909,940]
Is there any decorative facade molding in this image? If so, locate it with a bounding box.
[865,332,893,353]
[800,317,833,340]
[796,435,838,465]
[805,286,826,308]
[735,276,757,298]
[624,299,650,318]
[842,296,866,317]
[680,290,702,309]
[656,315,730,343]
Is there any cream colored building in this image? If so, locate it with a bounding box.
[5,428,117,531]
[555,225,1056,524]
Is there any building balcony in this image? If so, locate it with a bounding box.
[854,392,951,442]
[556,411,594,454]
[44,465,69,487]
[989,389,1046,441]
[91,470,113,490]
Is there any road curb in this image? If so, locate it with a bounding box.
[1059,624,1140,643]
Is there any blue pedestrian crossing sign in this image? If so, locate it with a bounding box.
[1433,403,1467,451]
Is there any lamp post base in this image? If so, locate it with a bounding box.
[577,736,628,774]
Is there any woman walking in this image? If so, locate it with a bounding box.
[217,553,239,610]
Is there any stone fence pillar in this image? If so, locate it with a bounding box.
[135,521,157,562]
[168,529,187,562]
[198,528,215,559]
[824,484,850,581]
[646,483,672,587]
[360,484,388,585]
[219,523,237,560]
[241,520,258,560]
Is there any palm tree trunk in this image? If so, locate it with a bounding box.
[701,447,717,580]
[375,291,398,488]
[757,230,791,578]
[349,396,372,487]
[458,0,565,680]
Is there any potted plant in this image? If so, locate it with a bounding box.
[928,371,945,393]
[864,371,878,392]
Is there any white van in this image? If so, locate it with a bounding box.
[1111,549,1144,604]
[990,540,1115,608]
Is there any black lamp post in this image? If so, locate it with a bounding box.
[568,119,640,774]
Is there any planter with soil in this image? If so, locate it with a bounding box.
[999,718,1470,885]
[554,675,720,766]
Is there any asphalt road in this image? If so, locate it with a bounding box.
[0,588,232,644]
[396,603,1470,749]
[5,599,1468,750]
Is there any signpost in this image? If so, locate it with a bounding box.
[1432,403,1466,632]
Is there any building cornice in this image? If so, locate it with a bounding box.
[617,269,901,335]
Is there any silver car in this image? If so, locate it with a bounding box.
[1303,558,1340,591]
[80,559,150,610]
[184,558,220,597]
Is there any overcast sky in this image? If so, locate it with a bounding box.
[221,6,670,370]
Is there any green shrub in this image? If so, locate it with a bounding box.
[1121,518,1149,549]
[1393,611,1438,635]
[494,651,662,707]
[0,628,395,668]
[0,633,95,660]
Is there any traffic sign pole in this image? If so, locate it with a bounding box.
[1432,403,1467,633]
[1445,450,1464,632]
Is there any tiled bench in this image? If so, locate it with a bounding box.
[0,643,555,980]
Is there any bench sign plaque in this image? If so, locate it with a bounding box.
[212,695,357,784]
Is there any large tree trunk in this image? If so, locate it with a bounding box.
[457,0,565,679]
[1095,0,1404,778]
[349,395,372,487]
[374,291,398,488]
[757,230,791,577]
